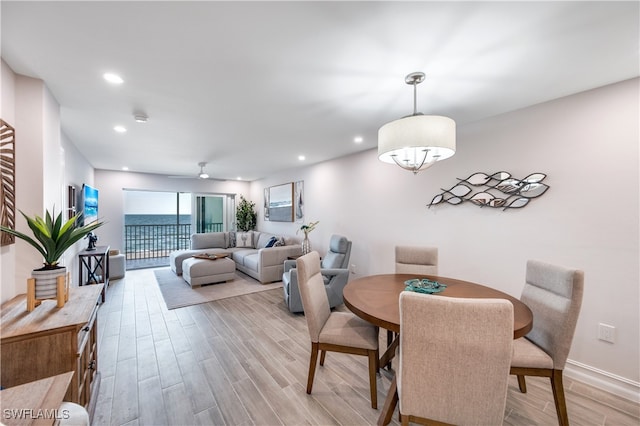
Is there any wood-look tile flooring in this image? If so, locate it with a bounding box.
[94,269,639,426]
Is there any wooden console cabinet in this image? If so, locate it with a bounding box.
[0,285,103,420]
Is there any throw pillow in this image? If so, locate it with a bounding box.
[265,236,278,248]
[228,231,236,248]
[236,231,253,248]
[256,232,273,249]
[274,236,285,247]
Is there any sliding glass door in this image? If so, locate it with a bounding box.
[192,194,235,233]
[123,190,192,269]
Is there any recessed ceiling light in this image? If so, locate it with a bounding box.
[122,166,129,171]
[298,155,306,161]
[103,73,123,84]
[237,177,242,180]
[134,113,148,123]
[354,136,363,143]
[114,125,127,133]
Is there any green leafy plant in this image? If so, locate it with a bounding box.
[297,220,319,237]
[0,209,104,269]
[236,196,257,232]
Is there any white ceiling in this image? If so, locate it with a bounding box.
[2,1,638,181]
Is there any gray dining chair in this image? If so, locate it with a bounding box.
[511,260,584,426]
[388,245,439,359]
[296,251,379,409]
[398,292,514,425]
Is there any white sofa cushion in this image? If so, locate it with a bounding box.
[256,232,278,249]
[191,232,227,249]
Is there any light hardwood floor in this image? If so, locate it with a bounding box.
[94,269,639,426]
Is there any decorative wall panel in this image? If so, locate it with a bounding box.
[1,119,16,245]
[429,171,549,210]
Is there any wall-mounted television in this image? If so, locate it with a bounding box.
[82,184,99,226]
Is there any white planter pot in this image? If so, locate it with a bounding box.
[31,267,66,299]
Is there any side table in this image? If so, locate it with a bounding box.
[78,245,110,302]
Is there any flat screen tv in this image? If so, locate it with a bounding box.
[82,184,99,226]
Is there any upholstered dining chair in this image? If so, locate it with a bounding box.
[388,245,439,358]
[398,292,514,425]
[283,234,352,313]
[511,260,584,426]
[395,245,438,275]
[296,251,379,409]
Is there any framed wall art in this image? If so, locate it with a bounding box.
[266,182,294,222]
[294,180,304,222]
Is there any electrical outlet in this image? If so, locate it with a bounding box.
[350,264,356,274]
[598,323,615,343]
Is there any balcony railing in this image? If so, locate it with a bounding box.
[124,222,223,260]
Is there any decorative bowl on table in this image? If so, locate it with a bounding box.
[404,278,447,294]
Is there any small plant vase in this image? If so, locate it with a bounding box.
[32,267,66,299]
[301,235,311,255]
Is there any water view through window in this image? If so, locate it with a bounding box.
[124,191,192,269]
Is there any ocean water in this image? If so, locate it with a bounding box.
[125,214,191,225]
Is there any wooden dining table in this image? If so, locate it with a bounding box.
[342,274,534,425]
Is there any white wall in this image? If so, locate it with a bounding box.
[251,78,639,399]
[94,170,251,252]
[61,132,96,279]
[0,62,94,302]
[0,59,17,301]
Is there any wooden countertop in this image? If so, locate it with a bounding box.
[1,285,103,342]
[0,371,74,426]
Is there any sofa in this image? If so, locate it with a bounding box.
[169,231,302,284]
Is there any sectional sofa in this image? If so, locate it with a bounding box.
[169,231,302,284]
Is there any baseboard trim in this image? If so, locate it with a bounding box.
[565,359,640,403]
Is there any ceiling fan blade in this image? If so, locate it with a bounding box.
[166,162,226,181]
[166,174,227,181]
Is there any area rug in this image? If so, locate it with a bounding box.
[153,268,282,310]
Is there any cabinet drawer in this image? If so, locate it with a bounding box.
[77,302,98,352]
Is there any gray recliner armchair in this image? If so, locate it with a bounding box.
[282,234,352,313]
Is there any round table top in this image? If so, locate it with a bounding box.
[343,274,533,338]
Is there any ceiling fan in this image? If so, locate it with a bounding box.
[167,162,225,180]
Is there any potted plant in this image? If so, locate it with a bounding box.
[297,220,319,255]
[0,209,104,299]
[235,196,257,247]
[236,196,257,232]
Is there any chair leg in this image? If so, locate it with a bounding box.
[517,375,527,393]
[319,349,327,366]
[386,330,394,369]
[400,414,410,426]
[368,349,378,409]
[306,342,320,394]
[550,369,569,426]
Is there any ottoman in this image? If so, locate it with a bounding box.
[109,253,126,279]
[182,257,236,288]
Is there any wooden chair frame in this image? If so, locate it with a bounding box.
[307,341,379,409]
[511,366,568,426]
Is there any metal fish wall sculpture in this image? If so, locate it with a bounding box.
[428,172,550,210]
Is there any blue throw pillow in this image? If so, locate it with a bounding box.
[265,236,278,248]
